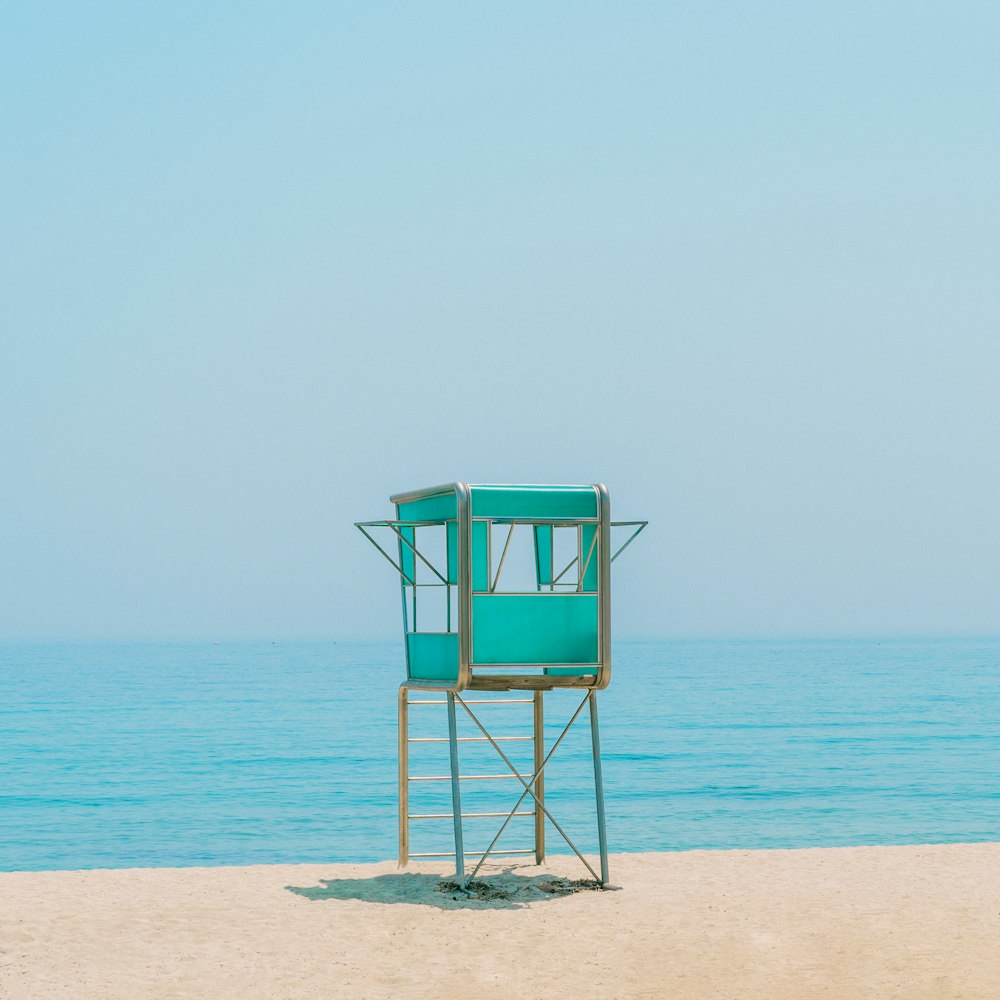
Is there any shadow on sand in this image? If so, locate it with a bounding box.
[285,871,606,910]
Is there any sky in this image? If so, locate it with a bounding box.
[1,2,998,640]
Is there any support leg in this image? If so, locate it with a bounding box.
[589,691,609,886]
[446,691,466,884]
[397,686,408,867]
[533,690,545,864]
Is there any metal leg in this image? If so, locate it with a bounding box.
[398,686,408,867]
[589,691,609,886]
[446,692,466,884]
[533,690,545,864]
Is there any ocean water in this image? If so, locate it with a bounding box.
[2,638,999,872]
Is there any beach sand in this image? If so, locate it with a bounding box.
[2,843,999,999]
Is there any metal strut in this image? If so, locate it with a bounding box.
[446,692,465,884]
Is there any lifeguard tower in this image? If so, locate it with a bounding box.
[356,483,645,887]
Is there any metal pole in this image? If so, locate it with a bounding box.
[533,690,545,864]
[589,690,609,886]
[398,686,408,867]
[446,691,466,884]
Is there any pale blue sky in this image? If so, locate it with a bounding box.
[2,2,998,639]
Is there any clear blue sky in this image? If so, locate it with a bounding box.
[2,2,998,639]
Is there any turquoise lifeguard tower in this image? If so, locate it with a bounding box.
[356,482,645,886]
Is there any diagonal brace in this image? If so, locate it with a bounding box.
[610,521,648,564]
[456,692,601,883]
[386,524,450,585]
[356,525,415,585]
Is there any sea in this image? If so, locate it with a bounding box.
[2,638,999,872]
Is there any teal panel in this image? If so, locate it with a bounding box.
[398,492,457,523]
[471,594,599,666]
[399,526,415,581]
[534,525,553,588]
[472,521,489,591]
[580,523,598,591]
[470,486,597,520]
[407,633,459,683]
[447,522,458,584]
[543,664,598,676]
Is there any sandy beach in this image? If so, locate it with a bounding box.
[1,843,998,999]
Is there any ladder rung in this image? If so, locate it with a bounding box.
[463,699,534,704]
[408,736,532,743]
[408,699,533,706]
[409,849,536,859]
[409,811,535,820]
[409,774,531,782]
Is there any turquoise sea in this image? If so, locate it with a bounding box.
[2,639,999,872]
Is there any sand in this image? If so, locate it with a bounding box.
[2,844,999,999]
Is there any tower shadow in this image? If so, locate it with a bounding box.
[285,870,606,910]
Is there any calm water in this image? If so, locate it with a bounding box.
[2,639,999,872]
